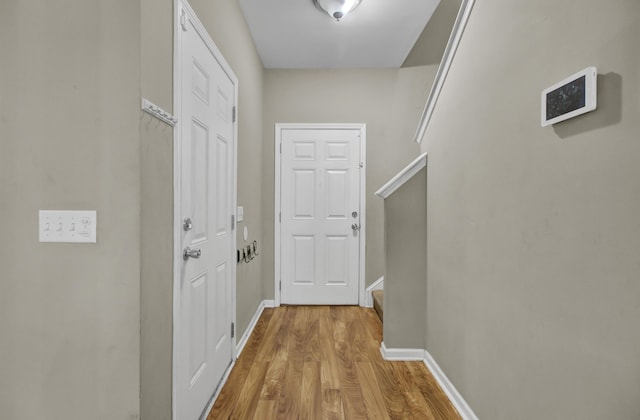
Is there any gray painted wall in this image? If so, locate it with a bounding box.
[0,1,141,419]
[383,167,427,349]
[0,0,263,419]
[140,0,174,418]
[422,0,640,418]
[262,66,435,297]
[403,0,462,67]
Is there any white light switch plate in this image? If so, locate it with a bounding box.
[39,210,97,243]
[237,206,244,223]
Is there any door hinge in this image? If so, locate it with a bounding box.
[180,10,187,31]
[279,281,281,292]
[279,212,281,223]
[231,322,235,338]
[279,142,282,154]
[232,106,236,123]
[231,214,235,230]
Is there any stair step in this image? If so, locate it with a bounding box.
[372,290,383,322]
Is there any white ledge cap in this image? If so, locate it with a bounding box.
[375,153,427,199]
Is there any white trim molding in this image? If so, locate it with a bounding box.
[380,344,479,420]
[262,299,276,308]
[365,276,384,308]
[380,342,425,361]
[414,0,476,144]
[375,153,427,199]
[423,350,479,420]
[235,300,276,357]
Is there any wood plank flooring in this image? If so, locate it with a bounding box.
[207,306,461,420]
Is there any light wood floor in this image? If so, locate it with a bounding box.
[208,306,461,419]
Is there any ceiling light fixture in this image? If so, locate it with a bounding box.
[313,0,362,22]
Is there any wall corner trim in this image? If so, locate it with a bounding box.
[414,0,476,144]
[375,153,427,199]
[380,343,479,420]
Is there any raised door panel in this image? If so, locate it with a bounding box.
[293,142,316,160]
[215,135,229,236]
[192,59,210,105]
[293,170,315,219]
[326,142,349,160]
[189,272,208,386]
[325,235,348,285]
[213,262,228,352]
[293,235,316,285]
[325,170,349,220]
[190,120,210,243]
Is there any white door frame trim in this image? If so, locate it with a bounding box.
[274,123,367,307]
[172,0,238,418]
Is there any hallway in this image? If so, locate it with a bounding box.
[208,306,460,419]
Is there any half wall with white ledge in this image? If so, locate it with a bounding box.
[375,152,427,350]
[375,153,478,419]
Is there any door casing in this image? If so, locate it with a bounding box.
[172,0,238,418]
[274,123,366,307]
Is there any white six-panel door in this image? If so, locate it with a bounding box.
[279,127,363,305]
[176,2,236,419]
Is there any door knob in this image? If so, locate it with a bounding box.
[183,247,201,260]
[351,223,360,231]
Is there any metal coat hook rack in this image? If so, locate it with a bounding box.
[238,240,259,264]
[141,98,178,127]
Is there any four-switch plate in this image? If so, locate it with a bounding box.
[39,210,97,243]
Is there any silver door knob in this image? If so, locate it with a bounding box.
[183,247,201,260]
[351,223,360,231]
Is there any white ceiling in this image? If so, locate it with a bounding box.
[238,0,441,69]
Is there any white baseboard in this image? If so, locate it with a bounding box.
[263,299,276,308]
[204,299,273,419]
[380,343,478,420]
[380,341,424,360]
[423,350,478,420]
[235,299,272,357]
[364,276,384,308]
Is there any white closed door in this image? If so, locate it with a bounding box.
[280,128,362,305]
[177,4,236,419]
